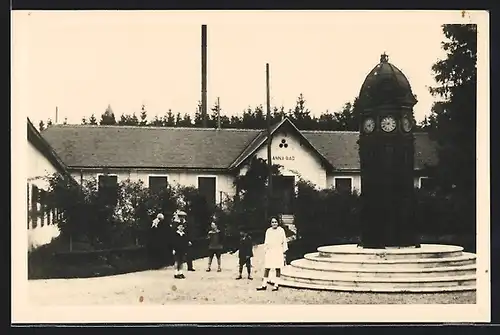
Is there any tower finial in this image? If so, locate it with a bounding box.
[380,52,389,63]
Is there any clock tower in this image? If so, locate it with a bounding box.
[357,53,420,249]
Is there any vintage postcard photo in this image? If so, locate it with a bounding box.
[11,10,490,323]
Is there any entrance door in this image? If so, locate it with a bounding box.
[198,176,216,209]
[272,176,295,215]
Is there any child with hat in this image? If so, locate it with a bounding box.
[171,223,192,279]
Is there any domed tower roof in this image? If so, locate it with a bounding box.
[358,53,417,109]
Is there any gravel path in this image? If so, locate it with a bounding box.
[28,244,476,305]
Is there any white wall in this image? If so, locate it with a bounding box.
[27,141,61,251]
[27,141,58,189]
[326,174,429,193]
[326,173,362,193]
[249,129,328,189]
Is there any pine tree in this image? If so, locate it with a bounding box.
[89,114,98,125]
[194,101,204,127]
[100,104,117,125]
[139,104,148,126]
[291,93,314,129]
[175,112,182,126]
[177,113,193,127]
[149,115,164,127]
[164,109,175,127]
[428,24,477,195]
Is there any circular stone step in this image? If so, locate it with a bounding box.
[282,244,477,292]
[289,258,477,278]
[276,279,477,293]
[280,267,476,289]
[303,252,476,269]
[317,244,464,260]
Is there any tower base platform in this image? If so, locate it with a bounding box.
[279,244,476,293]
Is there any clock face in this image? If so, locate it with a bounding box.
[402,116,412,132]
[363,118,375,133]
[380,116,397,133]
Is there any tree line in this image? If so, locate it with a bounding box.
[38,94,370,132]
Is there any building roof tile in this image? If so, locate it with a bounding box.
[41,122,438,171]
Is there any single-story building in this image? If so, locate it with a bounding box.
[27,118,73,250]
[39,117,438,215]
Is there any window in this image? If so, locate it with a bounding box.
[148,176,168,194]
[419,177,435,191]
[334,178,352,194]
[98,175,118,205]
[198,176,216,207]
[31,185,39,229]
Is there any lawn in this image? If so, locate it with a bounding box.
[28,243,476,305]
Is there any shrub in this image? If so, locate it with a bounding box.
[294,180,361,246]
[294,180,475,247]
[414,188,475,237]
[45,174,112,246]
[44,173,215,250]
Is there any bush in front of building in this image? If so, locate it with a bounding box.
[43,173,216,250]
[292,180,476,255]
[30,174,217,278]
[294,179,361,247]
[45,174,115,248]
[414,188,476,252]
[28,235,150,279]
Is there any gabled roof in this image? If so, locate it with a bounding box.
[41,125,260,170]
[228,117,335,171]
[27,118,72,177]
[301,131,438,171]
[41,121,439,172]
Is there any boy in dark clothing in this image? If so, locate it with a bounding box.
[206,221,223,272]
[230,230,254,280]
[171,223,192,279]
[176,210,195,271]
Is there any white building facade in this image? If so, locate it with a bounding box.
[27,119,71,250]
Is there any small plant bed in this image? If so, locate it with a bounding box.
[28,238,151,280]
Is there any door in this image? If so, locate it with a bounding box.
[272,176,295,215]
[197,176,216,208]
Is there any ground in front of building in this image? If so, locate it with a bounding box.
[28,244,476,305]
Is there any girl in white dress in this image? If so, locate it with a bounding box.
[257,217,288,291]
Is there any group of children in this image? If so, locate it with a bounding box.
[157,211,254,280]
[153,211,288,292]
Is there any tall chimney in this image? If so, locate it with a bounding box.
[55,106,58,124]
[201,24,208,128]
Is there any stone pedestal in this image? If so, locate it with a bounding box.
[279,244,476,292]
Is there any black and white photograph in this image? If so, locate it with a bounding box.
[12,10,490,323]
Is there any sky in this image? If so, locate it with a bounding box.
[13,11,473,126]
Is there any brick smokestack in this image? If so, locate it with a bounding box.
[201,24,208,127]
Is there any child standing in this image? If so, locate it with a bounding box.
[171,223,191,279]
[206,221,223,272]
[230,230,254,280]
